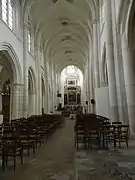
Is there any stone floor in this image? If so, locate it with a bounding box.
[0,119,75,180]
[76,145,135,180]
[1,118,135,180]
[76,138,135,179]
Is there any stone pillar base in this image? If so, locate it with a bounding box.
[127,105,135,135]
[110,106,119,122]
[0,115,3,124]
[129,134,135,140]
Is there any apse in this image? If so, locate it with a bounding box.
[60,65,83,106]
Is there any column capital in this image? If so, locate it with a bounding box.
[24,21,30,29]
[91,19,99,24]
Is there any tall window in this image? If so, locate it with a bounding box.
[100,3,105,23]
[40,47,44,67]
[2,0,14,30]
[102,5,105,22]
[28,30,31,52]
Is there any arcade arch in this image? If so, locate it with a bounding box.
[0,44,22,121]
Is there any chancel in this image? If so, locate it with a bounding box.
[0,0,134,179]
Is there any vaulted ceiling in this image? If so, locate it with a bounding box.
[22,0,99,73]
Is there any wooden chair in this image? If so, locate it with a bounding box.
[112,122,122,126]
[75,119,86,148]
[19,125,36,156]
[100,125,115,148]
[1,125,23,172]
[115,125,129,148]
[84,118,101,148]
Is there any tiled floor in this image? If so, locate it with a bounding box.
[1,118,135,180]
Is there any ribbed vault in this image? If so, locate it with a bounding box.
[21,0,99,73]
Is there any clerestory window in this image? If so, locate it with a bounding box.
[2,0,14,30]
[28,29,31,52]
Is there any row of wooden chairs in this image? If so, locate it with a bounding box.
[0,114,63,172]
[75,114,129,149]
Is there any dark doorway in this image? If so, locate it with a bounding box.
[69,92,76,104]
[64,94,68,105]
[2,80,10,122]
[77,93,81,104]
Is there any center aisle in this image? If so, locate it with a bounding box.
[1,118,75,180]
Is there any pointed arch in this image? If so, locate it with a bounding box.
[0,42,22,84]
[117,0,135,44]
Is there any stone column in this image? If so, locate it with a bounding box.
[0,88,2,113]
[66,93,68,105]
[90,63,95,113]
[87,60,91,113]
[48,85,51,113]
[32,89,36,115]
[23,23,29,117]
[38,74,42,114]
[93,21,100,88]
[28,89,36,116]
[51,63,55,112]
[76,93,78,105]
[0,0,2,18]
[104,0,118,121]
[121,34,135,134]
[45,77,49,113]
[11,83,23,119]
[44,89,48,113]
[0,88,3,123]
[35,45,42,115]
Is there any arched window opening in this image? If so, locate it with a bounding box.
[2,0,14,30]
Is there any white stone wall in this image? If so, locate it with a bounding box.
[0,20,23,72]
[98,0,128,124]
